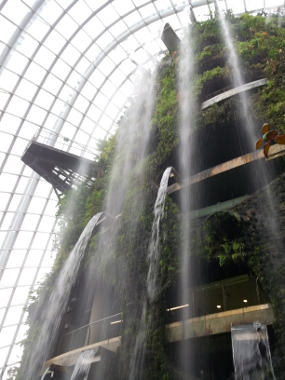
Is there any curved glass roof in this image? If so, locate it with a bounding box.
[0,0,283,377]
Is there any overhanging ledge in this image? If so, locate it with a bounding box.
[166,303,274,343]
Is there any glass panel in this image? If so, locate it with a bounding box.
[26,104,47,125]
[66,70,82,89]
[0,289,13,308]
[44,29,66,55]
[38,215,56,232]
[18,121,38,140]
[0,16,18,44]
[34,89,55,110]
[33,180,52,197]
[17,268,38,286]
[0,91,10,111]
[6,250,25,268]
[44,199,57,216]
[0,173,18,192]
[11,286,30,306]
[1,268,20,287]
[13,231,34,249]
[33,45,56,70]
[38,0,63,26]
[73,94,89,114]
[71,29,92,52]
[15,323,29,343]
[42,73,63,94]
[26,15,50,42]
[4,192,21,213]
[61,44,81,66]
[112,0,135,16]
[96,31,114,49]
[56,13,78,40]
[124,10,142,27]
[24,250,44,267]
[0,68,19,92]
[7,343,24,366]
[2,156,23,175]
[80,81,96,99]
[0,193,11,211]
[98,4,119,27]
[27,197,46,214]
[89,68,105,88]
[3,50,29,75]
[66,107,82,126]
[30,233,50,250]
[24,62,47,85]
[68,1,92,25]
[51,58,71,81]
[15,177,29,194]
[0,326,18,348]
[15,78,38,102]
[21,214,40,231]
[0,347,10,367]
[139,3,157,19]
[2,0,30,25]
[10,138,29,156]
[75,57,90,77]
[6,96,30,118]
[3,305,24,326]
[1,212,15,231]
[15,32,38,59]
[83,17,105,37]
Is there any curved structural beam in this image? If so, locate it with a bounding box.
[201,78,268,110]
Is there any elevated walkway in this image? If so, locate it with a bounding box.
[44,303,274,371]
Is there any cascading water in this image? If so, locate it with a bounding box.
[177,24,196,375]
[23,212,102,379]
[70,349,97,380]
[147,167,173,302]
[129,167,172,380]
[231,323,276,380]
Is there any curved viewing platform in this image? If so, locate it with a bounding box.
[44,303,274,372]
[201,78,268,110]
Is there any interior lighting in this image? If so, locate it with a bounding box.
[110,320,123,324]
[217,305,222,309]
[166,304,189,311]
[243,299,248,303]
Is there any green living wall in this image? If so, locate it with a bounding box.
[17,12,285,380]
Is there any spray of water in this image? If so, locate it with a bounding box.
[129,167,172,380]
[23,212,102,379]
[231,323,276,380]
[70,348,97,380]
[177,22,197,377]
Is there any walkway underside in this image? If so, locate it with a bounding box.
[44,303,274,372]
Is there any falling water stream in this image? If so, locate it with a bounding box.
[24,212,102,379]
[70,348,98,380]
[129,167,172,380]
[177,25,196,375]
[147,167,173,302]
[231,323,275,380]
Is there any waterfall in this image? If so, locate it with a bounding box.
[129,167,172,380]
[147,166,172,302]
[177,24,196,375]
[70,349,97,380]
[231,323,276,380]
[24,212,102,379]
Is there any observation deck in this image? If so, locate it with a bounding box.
[21,129,95,193]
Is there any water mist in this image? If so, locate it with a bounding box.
[23,212,102,379]
[177,24,196,374]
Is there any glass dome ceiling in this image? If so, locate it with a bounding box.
[0,0,283,377]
